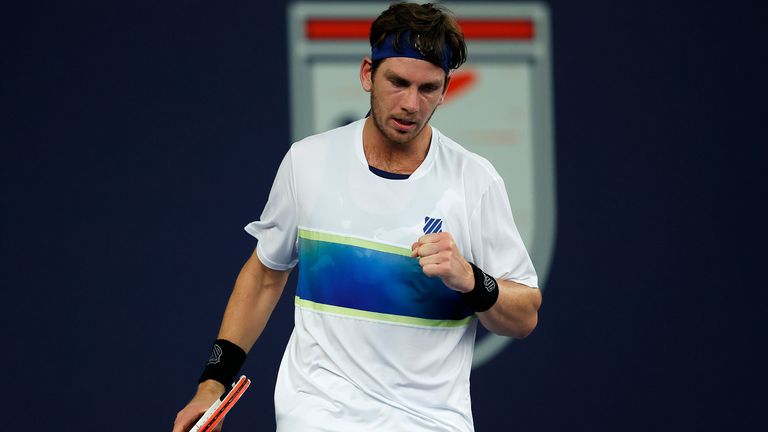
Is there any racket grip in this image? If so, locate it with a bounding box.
[189,399,222,432]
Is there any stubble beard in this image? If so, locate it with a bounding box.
[369,92,438,148]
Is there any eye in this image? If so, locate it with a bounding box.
[391,78,409,88]
[420,84,440,93]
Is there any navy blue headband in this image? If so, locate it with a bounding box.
[371,31,451,73]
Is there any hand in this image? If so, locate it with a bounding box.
[172,380,226,432]
[411,232,474,293]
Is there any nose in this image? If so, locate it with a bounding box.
[401,86,419,114]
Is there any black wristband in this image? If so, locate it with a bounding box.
[462,263,500,312]
[198,339,247,387]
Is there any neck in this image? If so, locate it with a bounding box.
[362,117,432,175]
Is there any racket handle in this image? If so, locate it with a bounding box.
[189,399,222,432]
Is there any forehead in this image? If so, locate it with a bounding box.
[376,57,445,83]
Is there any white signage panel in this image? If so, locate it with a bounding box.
[289,2,555,367]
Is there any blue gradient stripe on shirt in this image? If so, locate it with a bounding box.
[296,228,474,326]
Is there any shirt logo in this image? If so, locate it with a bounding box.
[423,217,443,234]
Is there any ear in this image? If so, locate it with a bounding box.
[360,57,373,93]
[438,74,452,106]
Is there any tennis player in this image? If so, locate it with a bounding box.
[173,3,541,431]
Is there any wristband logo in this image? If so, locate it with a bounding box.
[483,273,496,292]
[207,343,223,365]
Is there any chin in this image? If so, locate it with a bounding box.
[387,132,418,146]
[390,126,424,144]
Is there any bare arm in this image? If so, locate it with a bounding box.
[172,249,291,432]
[475,279,541,338]
[217,249,291,352]
[412,232,541,339]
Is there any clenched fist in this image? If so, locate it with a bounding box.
[411,232,474,293]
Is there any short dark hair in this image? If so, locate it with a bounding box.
[369,2,467,76]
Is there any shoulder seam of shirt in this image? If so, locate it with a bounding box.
[434,128,504,182]
[287,146,299,235]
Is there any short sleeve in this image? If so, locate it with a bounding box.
[468,177,538,288]
[244,150,299,270]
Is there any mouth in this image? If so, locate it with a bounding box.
[392,117,417,132]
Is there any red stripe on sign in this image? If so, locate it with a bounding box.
[306,19,373,39]
[460,20,534,39]
[306,19,534,40]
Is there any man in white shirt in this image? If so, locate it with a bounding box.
[173,3,542,431]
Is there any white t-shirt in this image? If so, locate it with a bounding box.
[245,119,537,432]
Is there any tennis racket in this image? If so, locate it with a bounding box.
[190,375,251,432]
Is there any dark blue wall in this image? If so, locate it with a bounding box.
[2,1,765,430]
